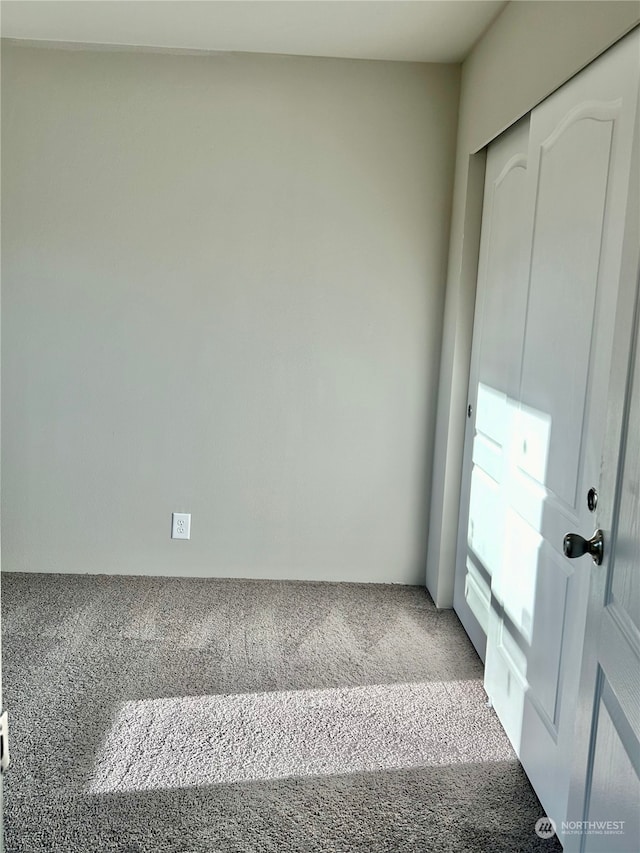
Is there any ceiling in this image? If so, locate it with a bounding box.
[0,1,508,63]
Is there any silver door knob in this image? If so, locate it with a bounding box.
[563,529,604,565]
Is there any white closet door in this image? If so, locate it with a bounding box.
[565,87,640,853]
[484,29,639,834]
[453,117,530,660]
[574,292,640,853]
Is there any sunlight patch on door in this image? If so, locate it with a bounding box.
[88,680,515,793]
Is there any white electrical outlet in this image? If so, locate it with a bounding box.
[171,513,191,540]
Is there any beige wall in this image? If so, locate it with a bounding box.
[1,43,460,583]
[426,1,640,606]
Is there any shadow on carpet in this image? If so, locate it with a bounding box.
[2,573,562,853]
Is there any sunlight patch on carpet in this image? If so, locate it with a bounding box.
[88,679,514,792]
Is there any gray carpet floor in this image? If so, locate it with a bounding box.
[2,573,562,852]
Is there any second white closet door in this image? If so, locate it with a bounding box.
[452,117,530,659]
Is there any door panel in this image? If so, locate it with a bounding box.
[468,464,501,573]
[583,690,640,853]
[525,543,569,725]
[478,158,530,397]
[519,111,616,510]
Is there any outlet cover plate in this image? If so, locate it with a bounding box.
[171,512,191,540]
